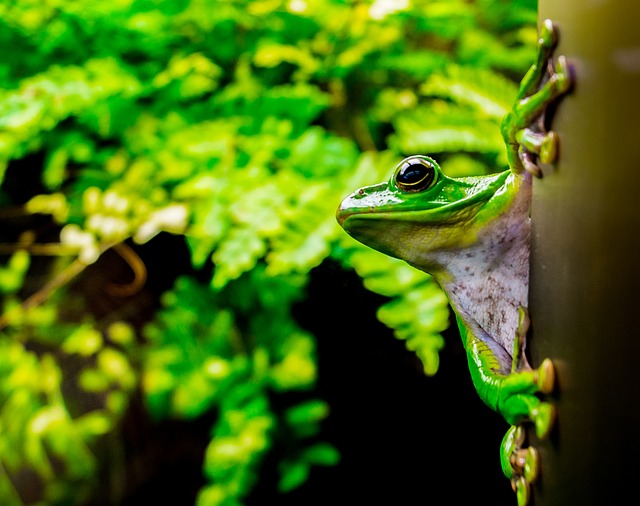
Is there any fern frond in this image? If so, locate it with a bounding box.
[457,27,537,73]
[268,150,396,277]
[390,101,504,156]
[334,237,450,376]
[421,65,517,119]
[375,50,451,79]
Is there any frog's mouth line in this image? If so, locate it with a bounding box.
[338,170,512,227]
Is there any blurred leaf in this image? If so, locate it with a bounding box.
[62,324,103,356]
[285,399,330,428]
[334,238,450,376]
[302,443,340,466]
[421,65,517,119]
[391,101,505,157]
[278,461,309,493]
[0,251,30,294]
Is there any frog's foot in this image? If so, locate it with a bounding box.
[501,425,540,506]
[498,358,556,438]
[497,360,556,505]
[513,55,573,173]
[517,129,559,176]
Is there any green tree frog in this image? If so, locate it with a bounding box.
[336,20,572,505]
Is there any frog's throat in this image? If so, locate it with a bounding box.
[433,173,532,366]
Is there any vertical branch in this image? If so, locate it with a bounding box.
[531,3,640,504]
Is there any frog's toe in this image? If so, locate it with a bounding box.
[531,402,556,440]
[536,358,555,394]
[520,148,543,177]
[539,131,558,164]
[510,446,539,480]
[501,426,541,506]
[555,55,574,93]
[513,476,531,506]
[539,19,557,51]
[510,447,539,506]
[523,446,540,483]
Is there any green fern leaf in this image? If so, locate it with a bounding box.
[421,65,518,119]
[335,237,450,375]
[458,27,537,72]
[391,101,504,156]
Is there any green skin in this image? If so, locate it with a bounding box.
[337,20,572,506]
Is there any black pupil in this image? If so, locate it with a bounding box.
[398,163,427,184]
[397,160,434,190]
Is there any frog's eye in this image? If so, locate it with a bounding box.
[394,157,437,192]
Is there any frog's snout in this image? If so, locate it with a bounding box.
[336,205,346,226]
[336,197,353,227]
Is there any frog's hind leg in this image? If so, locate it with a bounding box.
[498,360,556,506]
[491,306,556,434]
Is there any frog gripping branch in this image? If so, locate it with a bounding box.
[336,20,573,506]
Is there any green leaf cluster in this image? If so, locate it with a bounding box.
[0,299,136,505]
[0,0,536,504]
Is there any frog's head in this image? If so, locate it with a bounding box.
[336,155,516,274]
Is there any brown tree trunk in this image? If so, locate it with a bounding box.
[530,1,640,503]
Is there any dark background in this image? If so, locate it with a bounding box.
[115,234,515,505]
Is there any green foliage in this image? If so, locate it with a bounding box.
[334,235,450,375]
[0,301,136,505]
[0,0,537,504]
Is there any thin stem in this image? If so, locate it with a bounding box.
[0,256,89,330]
[0,206,30,219]
[0,242,117,331]
[0,243,80,256]
[351,113,378,152]
[106,242,147,297]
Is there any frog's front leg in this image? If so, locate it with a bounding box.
[513,55,572,175]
